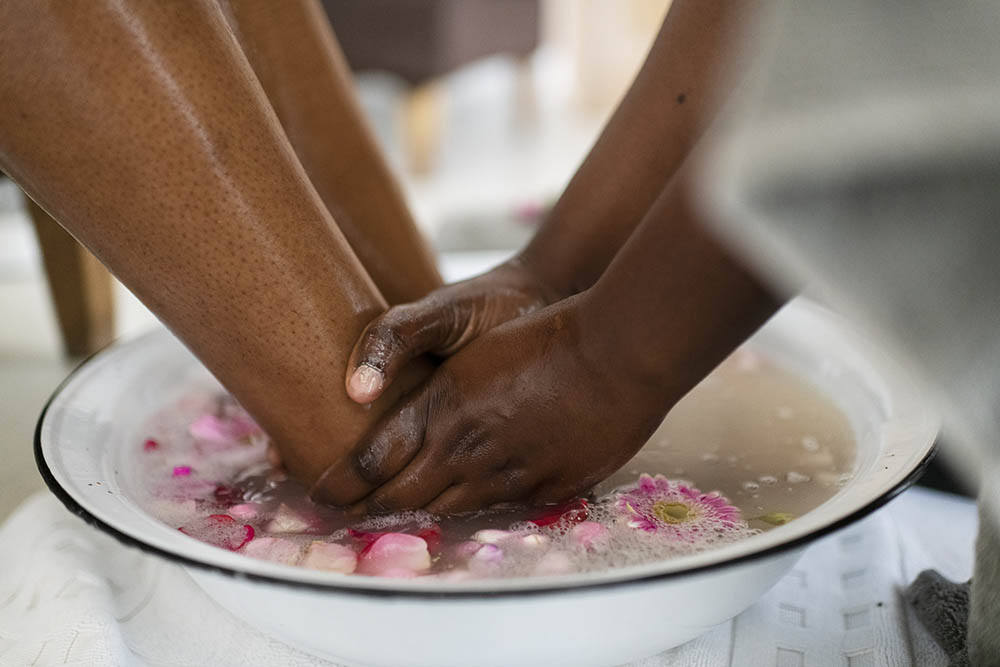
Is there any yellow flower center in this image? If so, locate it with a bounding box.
[652,501,695,524]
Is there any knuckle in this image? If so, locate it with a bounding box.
[365,320,408,365]
[367,494,394,515]
[442,428,482,467]
[351,443,387,485]
[496,467,527,493]
[312,472,357,506]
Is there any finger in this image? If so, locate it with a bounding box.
[360,465,455,515]
[353,443,451,514]
[424,482,528,515]
[310,396,428,506]
[346,302,455,404]
[426,469,535,515]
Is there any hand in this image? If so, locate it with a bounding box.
[314,295,678,513]
[345,256,562,404]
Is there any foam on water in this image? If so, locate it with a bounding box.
[128,347,855,579]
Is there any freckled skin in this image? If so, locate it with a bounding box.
[220,0,442,305]
[0,0,428,489]
[0,0,772,514]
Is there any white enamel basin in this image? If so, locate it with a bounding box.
[35,299,937,666]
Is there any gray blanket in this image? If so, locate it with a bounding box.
[705,2,1000,663]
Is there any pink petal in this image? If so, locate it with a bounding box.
[301,542,357,573]
[529,499,589,527]
[265,504,318,534]
[189,415,234,442]
[350,524,442,555]
[638,474,657,493]
[568,521,608,550]
[519,534,551,549]
[357,533,431,577]
[471,543,503,564]
[178,514,254,551]
[347,527,385,546]
[228,503,261,520]
[189,413,260,443]
[472,529,516,544]
[241,536,301,565]
[455,541,485,559]
[237,524,254,550]
[417,524,443,555]
[626,517,658,532]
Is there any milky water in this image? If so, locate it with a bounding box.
[131,346,855,579]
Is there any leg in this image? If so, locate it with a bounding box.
[222,0,442,304]
[0,1,427,491]
[26,195,114,357]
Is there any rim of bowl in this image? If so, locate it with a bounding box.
[35,315,938,600]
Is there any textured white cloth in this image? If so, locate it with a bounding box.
[0,487,975,666]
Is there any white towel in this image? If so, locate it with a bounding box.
[0,487,975,666]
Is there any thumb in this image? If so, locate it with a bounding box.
[346,301,454,403]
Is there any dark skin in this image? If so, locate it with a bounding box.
[220,0,441,305]
[4,0,773,513]
[344,0,754,403]
[0,0,434,489]
[323,0,775,511]
[320,165,781,513]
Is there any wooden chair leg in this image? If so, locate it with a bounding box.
[402,80,444,176]
[25,194,115,357]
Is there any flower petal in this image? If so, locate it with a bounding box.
[357,533,431,577]
[242,536,301,565]
[302,541,357,573]
[471,543,503,564]
[265,503,318,534]
[529,499,589,527]
[228,503,261,520]
[178,514,254,551]
[518,534,550,549]
[473,529,516,544]
[568,521,608,550]
[189,413,260,443]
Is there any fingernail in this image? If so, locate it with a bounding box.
[349,364,384,402]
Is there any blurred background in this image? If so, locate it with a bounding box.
[0,0,673,519]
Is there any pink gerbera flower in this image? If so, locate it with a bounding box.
[615,474,744,541]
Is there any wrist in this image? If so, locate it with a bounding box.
[574,279,707,400]
[503,252,569,305]
[566,290,681,438]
